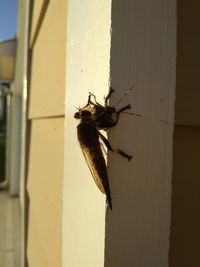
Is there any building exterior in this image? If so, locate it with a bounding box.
[26,1,66,266]
[1,0,199,267]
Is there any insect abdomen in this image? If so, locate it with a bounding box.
[77,122,112,209]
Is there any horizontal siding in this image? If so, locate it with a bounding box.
[27,118,64,267]
[29,0,67,118]
[27,1,67,267]
[29,0,45,46]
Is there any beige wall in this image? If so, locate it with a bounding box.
[169,1,200,266]
[29,0,66,118]
[27,0,67,266]
[27,118,64,267]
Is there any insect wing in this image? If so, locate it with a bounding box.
[76,115,112,209]
[80,141,112,209]
[80,144,106,194]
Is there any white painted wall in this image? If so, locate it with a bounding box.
[105,1,176,266]
[63,0,176,266]
[63,0,112,266]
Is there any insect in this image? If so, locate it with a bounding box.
[74,87,138,210]
[83,86,140,129]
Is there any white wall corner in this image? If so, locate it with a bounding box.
[63,1,112,266]
[63,0,176,267]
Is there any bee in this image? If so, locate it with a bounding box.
[74,87,138,210]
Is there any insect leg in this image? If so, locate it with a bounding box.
[88,92,102,106]
[98,132,132,161]
[98,132,114,151]
[116,149,132,161]
[79,95,92,109]
[87,94,91,104]
[104,87,115,106]
[113,104,132,124]
[117,104,131,113]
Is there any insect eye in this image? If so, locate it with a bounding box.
[74,111,80,119]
